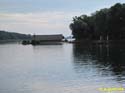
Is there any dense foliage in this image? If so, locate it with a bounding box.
[70,3,125,40]
[0,30,31,40]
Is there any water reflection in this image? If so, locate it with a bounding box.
[0,43,125,93]
[73,44,125,83]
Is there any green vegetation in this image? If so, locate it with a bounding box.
[0,30,31,40]
[70,3,125,41]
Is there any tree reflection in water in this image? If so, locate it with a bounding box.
[72,43,125,83]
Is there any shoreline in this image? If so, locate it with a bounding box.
[68,40,125,45]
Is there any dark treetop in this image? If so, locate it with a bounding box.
[70,3,125,40]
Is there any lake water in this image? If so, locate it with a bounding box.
[0,43,125,93]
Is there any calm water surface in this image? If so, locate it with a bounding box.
[0,43,125,93]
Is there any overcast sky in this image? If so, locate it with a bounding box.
[0,0,125,36]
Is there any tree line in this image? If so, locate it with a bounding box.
[0,30,31,40]
[70,3,125,40]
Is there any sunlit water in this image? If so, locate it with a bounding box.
[0,43,125,93]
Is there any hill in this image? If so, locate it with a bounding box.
[0,30,32,40]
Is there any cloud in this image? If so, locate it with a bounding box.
[0,11,82,36]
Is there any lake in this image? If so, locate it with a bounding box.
[0,43,125,93]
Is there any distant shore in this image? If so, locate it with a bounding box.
[0,39,22,43]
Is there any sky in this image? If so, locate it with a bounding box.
[0,0,125,36]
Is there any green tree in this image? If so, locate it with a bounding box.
[70,3,125,41]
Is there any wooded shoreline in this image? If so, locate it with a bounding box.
[69,40,125,45]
